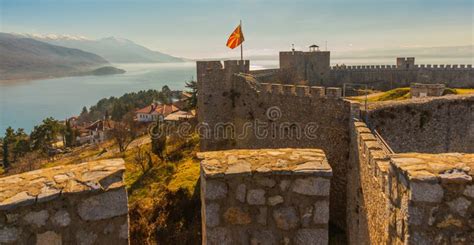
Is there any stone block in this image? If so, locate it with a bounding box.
[410,182,443,203]
[268,195,284,206]
[447,197,471,217]
[224,207,252,225]
[52,210,71,227]
[313,200,329,224]
[205,203,220,227]
[236,184,246,203]
[0,227,21,243]
[23,210,49,228]
[77,188,128,221]
[273,206,299,230]
[295,229,328,245]
[37,231,62,245]
[247,189,266,205]
[206,227,232,245]
[291,177,330,196]
[204,180,228,200]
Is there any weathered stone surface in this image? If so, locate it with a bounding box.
[295,229,327,245]
[255,177,276,187]
[0,227,21,243]
[205,203,220,227]
[5,213,19,223]
[291,177,330,196]
[247,189,266,205]
[0,191,35,210]
[299,205,313,227]
[236,184,246,203]
[257,207,268,225]
[77,188,128,221]
[273,206,299,230]
[268,195,284,206]
[313,200,329,224]
[440,170,472,184]
[249,230,275,245]
[119,223,128,240]
[224,207,252,224]
[37,231,62,245]
[206,227,232,245]
[410,182,444,203]
[279,180,291,191]
[225,160,251,175]
[0,159,125,211]
[463,185,474,198]
[76,230,97,245]
[205,180,227,200]
[410,231,430,245]
[52,210,71,227]
[23,210,49,227]
[199,148,331,176]
[447,197,471,217]
[407,206,424,226]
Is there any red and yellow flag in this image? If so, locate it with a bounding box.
[226,24,245,49]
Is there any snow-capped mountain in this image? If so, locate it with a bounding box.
[13,33,185,63]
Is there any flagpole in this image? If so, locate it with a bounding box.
[240,20,244,72]
[240,20,243,62]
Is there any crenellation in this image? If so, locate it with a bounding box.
[325,87,342,98]
[271,84,284,95]
[283,84,296,96]
[295,85,309,97]
[310,86,325,98]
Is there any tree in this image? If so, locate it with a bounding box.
[2,127,15,168]
[134,146,152,172]
[12,128,29,161]
[110,112,138,152]
[30,117,64,153]
[151,121,167,161]
[64,119,76,147]
[185,80,198,109]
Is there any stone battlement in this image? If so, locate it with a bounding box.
[258,83,342,99]
[198,148,332,244]
[331,64,472,71]
[196,60,250,73]
[0,159,129,244]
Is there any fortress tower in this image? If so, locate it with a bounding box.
[279,45,330,86]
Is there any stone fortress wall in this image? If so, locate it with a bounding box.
[197,60,351,231]
[198,149,332,245]
[0,159,129,244]
[250,50,474,90]
[197,58,474,244]
[366,95,474,153]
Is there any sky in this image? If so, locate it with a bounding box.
[0,0,473,59]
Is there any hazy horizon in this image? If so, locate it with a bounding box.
[1,0,473,59]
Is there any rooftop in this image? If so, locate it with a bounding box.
[197,148,331,178]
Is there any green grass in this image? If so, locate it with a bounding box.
[350,87,474,103]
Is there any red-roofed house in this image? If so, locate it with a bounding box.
[135,103,179,122]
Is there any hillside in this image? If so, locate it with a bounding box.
[0,33,110,81]
[21,34,185,63]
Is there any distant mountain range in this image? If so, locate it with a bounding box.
[0,33,114,81]
[16,33,185,63]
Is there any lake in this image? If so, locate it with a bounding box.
[0,57,471,133]
[0,61,279,133]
